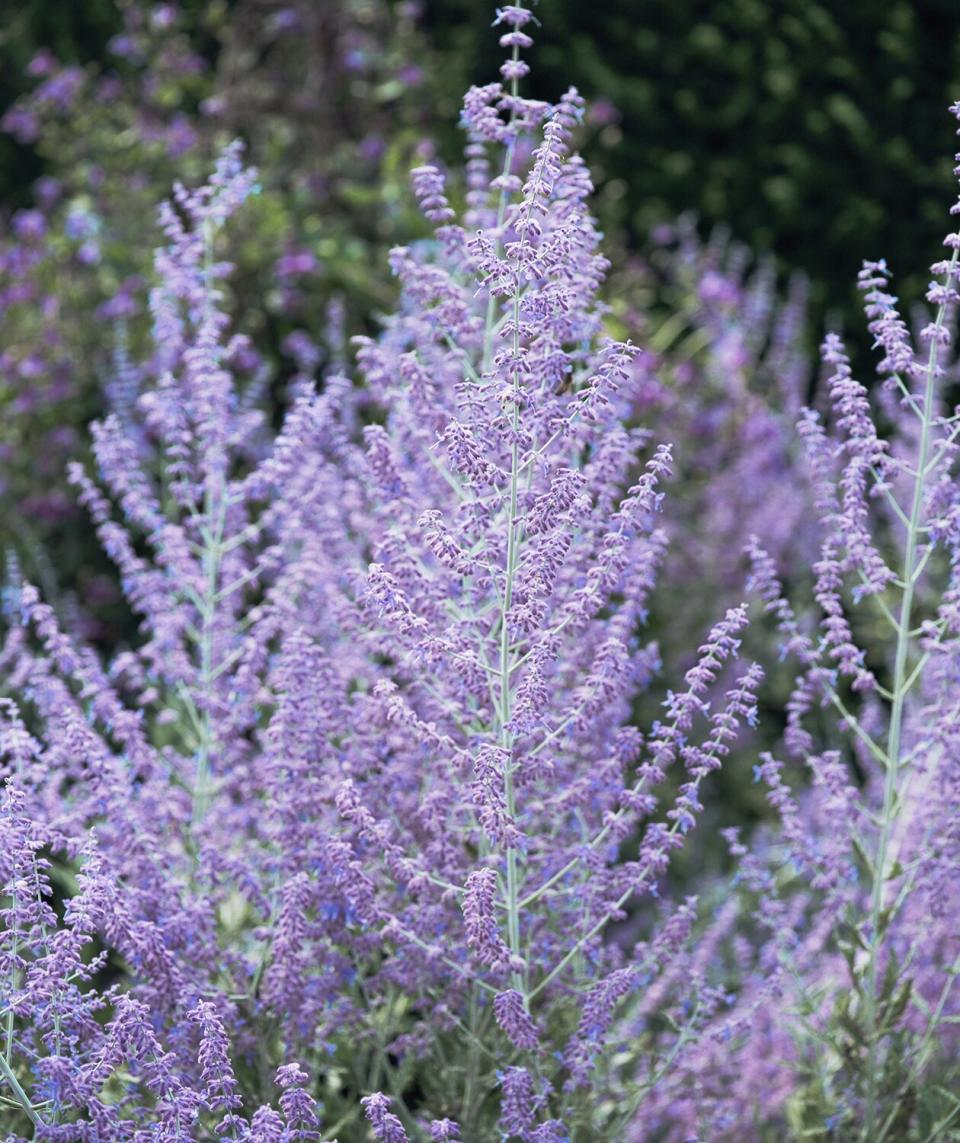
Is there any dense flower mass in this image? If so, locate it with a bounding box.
[0,3,959,1141]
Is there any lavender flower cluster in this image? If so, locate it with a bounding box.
[1,4,959,1140]
[0,0,432,622]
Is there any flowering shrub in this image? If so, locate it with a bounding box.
[1,3,959,1141]
[632,125,960,1140]
[0,0,433,617]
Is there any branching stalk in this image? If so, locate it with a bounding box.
[861,245,958,1136]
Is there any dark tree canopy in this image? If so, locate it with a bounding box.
[423,0,960,341]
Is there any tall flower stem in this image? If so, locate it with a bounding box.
[495,50,526,998]
[191,480,226,825]
[4,893,17,1065]
[0,1052,41,1131]
[499,372,524,992]
[190,218,228,828]
[862,245,958,1136]
[481,41,520,378]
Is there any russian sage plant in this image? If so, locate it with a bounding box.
[0,5,765,1140]
[3,3,959,1141]
[0,0,432,614]
[632,105,960,1141]
[627,223,819,783]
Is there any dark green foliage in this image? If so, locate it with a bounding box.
[423,0,960,347]
[0,1,437,633]
[0,1,121,203]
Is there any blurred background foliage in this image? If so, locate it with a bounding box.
[0,0,438,632]
[4,0,960,353]
[423,0,960,348]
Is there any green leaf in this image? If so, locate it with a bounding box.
[886,980,912,1031]
[851,837,875,881]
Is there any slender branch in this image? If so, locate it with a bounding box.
[869,465,910,528]
[824,686,889,769]
[496,43,527,1001]
[0,1053,41,1128]
[862,244,958,1138]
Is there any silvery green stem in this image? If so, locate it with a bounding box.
[0,1052,41,1130]
[191,219,227,827]
[496,49,526,998]
[862,245,958,1137]
[191,481,226,825]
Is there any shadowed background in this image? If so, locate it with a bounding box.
[4,0,960,339]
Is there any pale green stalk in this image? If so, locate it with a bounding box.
[499,383,524,992]
[494,45,527,999]
[190,220,229,827]
[0,1053,40,1130]
[456,34,527,1006]
[190,479,227,824]
[0,849,56,1133]
[481,41,521,379]
[4,897,16,1067]
[861,245,958,1137]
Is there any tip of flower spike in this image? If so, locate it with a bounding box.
[493,5,539,28]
